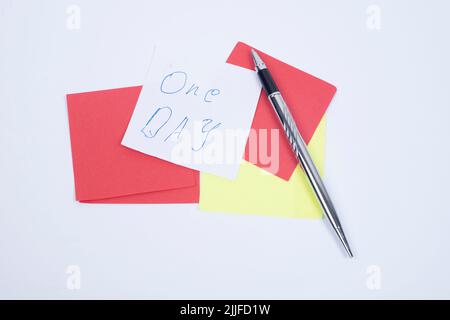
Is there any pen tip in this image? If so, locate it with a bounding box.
[338,229,354,258]
[347,248,354,258]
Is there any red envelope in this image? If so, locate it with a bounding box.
[67,86,199,203]
[227,42,337,180]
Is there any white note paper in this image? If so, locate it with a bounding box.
[122,47,261,179]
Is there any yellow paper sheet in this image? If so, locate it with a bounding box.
[199,117,326,219]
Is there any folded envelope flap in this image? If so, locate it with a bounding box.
[67,86,197,201]
[81,172,199,204]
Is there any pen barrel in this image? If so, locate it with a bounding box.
[258,69,279,95]
[268,92,342,231]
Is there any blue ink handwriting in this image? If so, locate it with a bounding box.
[160,70,221,103]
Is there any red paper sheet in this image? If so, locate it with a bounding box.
[227,42,337,180]
[67,86,199,203]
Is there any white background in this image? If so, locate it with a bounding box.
[1,0,449,299]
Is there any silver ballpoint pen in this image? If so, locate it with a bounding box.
[251,49,353,257]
